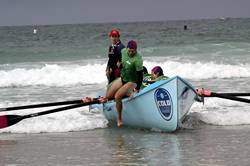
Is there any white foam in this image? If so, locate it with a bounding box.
[144,60,250,79]
[190,97,250,125]
[0,107,108,133]
[1,61,250,87]
[0,63,107,87]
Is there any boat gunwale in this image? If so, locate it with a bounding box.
[113,75,198,103]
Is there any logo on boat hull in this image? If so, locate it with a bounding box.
[154,88,173,121]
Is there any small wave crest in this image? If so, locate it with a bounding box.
[145,60,250,79]
[0,63,107,87]
[0,61,250,87]
[190,98,250,125]
[0,106,108,133]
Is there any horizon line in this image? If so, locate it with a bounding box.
[0,16,249,28]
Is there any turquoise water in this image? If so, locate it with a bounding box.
[1,18,250,64]
[1,17,250,165]
[0,18,250,133]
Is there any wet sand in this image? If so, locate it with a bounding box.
[1,125,250,166]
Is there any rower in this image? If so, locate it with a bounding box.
[141,66,169,89]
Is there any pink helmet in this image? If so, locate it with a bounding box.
[151,66,163,76]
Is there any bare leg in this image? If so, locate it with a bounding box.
[106,78,123,99]
[115,82,136,127]
[116,99,123,128]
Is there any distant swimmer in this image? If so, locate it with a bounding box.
[184,25,188,30]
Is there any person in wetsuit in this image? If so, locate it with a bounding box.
[106,29,125,84]
[140,66,169,89]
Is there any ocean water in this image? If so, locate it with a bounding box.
[0,18,250,165]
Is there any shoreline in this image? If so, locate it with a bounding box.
[1,125,250,165]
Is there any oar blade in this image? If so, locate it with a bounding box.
[0,115,23,129]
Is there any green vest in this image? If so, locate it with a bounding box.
[155,75,169,81]
[140,74,152,89]
[140,75,169,89]
[121,48,143,83]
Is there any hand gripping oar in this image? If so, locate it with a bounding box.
[197,89,250,104]
[0,98,100,112]
[0,99,101,129]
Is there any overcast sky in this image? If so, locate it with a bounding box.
[1,0,250,26]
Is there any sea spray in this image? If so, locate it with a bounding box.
[1,61,250,87]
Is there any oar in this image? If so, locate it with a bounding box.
[212,92,250,96]
[209,92,250,104]
[197,89,250,104]
[0,100,100,129]
[0,98,96,112]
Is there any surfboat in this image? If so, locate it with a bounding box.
[91,76,199,132]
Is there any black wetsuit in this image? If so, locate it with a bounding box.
[106,41,125,83]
